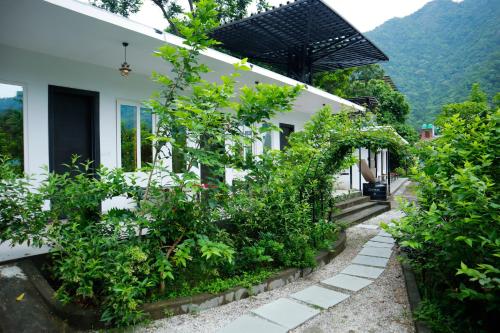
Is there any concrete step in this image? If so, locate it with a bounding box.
[333,201,380,219]
[335,195,370,210]
[338,204,391,227]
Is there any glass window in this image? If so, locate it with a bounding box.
[172,126,186,173]
[120,104,137,172]
[262,124,272,150]
[119,102,153,171]
[0,83,24,175]
[140,107,153,167]
[244,129,253,162]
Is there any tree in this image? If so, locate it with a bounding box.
[90,0,142,17]
[314,65,418,144]
[91,0,269,34]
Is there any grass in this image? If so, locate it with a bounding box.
[150,268,278,302]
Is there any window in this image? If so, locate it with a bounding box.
[279,123,294,150]
[118,101,153,172]
[0,83,24,174]
[244,129,253,161]
[172,126,187,173]
[261,123,272,150]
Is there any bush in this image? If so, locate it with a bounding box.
[388,86,499,332]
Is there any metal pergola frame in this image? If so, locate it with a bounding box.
[211,0,388,84]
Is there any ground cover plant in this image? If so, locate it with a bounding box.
[387,85,499,332]
[0,0,407,327]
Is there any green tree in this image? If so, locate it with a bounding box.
[92,0,269,34]
[90,0,142,17]
[314,65,418,144]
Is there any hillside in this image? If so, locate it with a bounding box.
[366,0,500,126]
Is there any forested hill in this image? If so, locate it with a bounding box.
[365,0,500,127]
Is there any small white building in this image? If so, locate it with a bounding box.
[0,0,393,194]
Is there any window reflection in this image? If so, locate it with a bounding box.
[140,107,153,168]
[120,104,137,172]
[0,83,23,175]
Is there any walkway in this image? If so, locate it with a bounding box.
[139,208,414,333]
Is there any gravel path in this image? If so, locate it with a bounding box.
[137,209,414,333]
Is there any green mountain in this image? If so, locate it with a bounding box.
[365,0,500,127]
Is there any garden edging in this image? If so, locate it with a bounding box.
[399,251,432,333]
[24,230,346,330]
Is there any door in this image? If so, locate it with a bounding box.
[49,86,99,174]
[279,123,295,150]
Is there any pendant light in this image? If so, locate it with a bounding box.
[119,42,132,77]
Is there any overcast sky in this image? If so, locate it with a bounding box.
[128,0,461,33]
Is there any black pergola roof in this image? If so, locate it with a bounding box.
[211,0,388,84]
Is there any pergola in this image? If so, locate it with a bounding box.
[211,0,388,84]
[347,96,379,111]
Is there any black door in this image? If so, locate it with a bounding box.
[279,123,295,150]
[49,86,99,174]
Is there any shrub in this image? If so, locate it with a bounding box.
[388,86,499,332]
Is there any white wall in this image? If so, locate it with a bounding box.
[0,44,157,175]
[0,44,329,184]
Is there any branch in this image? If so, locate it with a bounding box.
[151,0,180,35]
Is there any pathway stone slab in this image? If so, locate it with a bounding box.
[378,230,391,237]
[321,273,372,292]
[341,264,385,279]
[355,224,379,230]
[352,255,389,268]
[359,246,392,258]
[217,315,287,333]
[364,241,393,248]
[371,236,395,244]
[252,298,319,330]
[290,285,349,309]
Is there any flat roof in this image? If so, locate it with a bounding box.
[211,0,388,82]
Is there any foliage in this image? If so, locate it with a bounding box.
[314,64,418,147]
[0,109,23,175]
[0,156,47,246]
[387,85,499,332]
[90,0,142,17]
[366,0,500,126]
[92,0,269,34]
[225,108,408,270]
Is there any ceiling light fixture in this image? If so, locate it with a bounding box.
[119,42,132,77]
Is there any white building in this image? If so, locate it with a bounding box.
[0,0,391,194]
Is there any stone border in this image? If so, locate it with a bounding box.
[399,253,432,333]
[24,231,346,330]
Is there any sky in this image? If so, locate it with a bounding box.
[128,0,453,33]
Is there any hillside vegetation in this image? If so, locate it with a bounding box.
[366,0,500,126]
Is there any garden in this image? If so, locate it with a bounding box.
[0,0,408,328]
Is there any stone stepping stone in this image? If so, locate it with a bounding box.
[355,224,379,230]
[321,273,372,292]
[359,246,392,258]
[251,298,319,330]
[341,264,385,279]
[364,241,393,248]
[217,315,286,333]
[352,255,389,268]
[290,285,349,309]
[371,236,395,244]
[378,230,391,237]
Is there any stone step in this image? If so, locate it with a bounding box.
[334,201,380,219]
[335,195,370,210]
[338,204,391,227]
